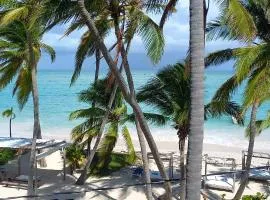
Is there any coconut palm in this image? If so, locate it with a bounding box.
[206,1,270,198]
[63,1,171,197]
[0,0,56,194]
[70,78,139,168]
[74,1,173,198]
[2,107,16,138]
[185,0,205,198]
[137,61,243,199]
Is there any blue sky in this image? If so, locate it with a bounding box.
[39,1,239,71]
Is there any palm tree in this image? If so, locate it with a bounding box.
[234,68,270,199]
[70,78,137,169]
[137,61,243,199]
[75,0,172,198]
[0,1,56,194]
[206,1,270,198]
[185,0,205,198]
[59,1,169,197]
[2,107,16,138]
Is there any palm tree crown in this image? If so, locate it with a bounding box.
[0,21,55,109]
[70,77,137,169]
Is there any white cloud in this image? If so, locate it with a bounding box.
[43,32,79,50]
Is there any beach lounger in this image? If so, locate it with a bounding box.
[148,152,175,181]
[204,174,235,192]
[132,166,144,178]
[150,170,162,181]
[241,151,270,181]
[203,155,236,192]
[249,168,270,181]
[1,175,42,188]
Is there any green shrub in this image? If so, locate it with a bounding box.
[0,148,16,165]
[90,152,137,176]
[242,193,268,200]
[65,145,85,173]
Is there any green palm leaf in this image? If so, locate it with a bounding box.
[122,126,136,163]
[126,6,164,64]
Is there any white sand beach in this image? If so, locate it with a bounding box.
[0,137,270,200]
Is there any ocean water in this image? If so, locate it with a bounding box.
[0,69,270,149]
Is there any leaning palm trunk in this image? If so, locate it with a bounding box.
[233,101,258,200]
[27,33,41,195]
[75,80,119,185]
[135,118,153,200]
[92,49,100,108]
[113,16,153,199]
[120,36,171,199]
[94,50,100,84]
[186,0,205,199]
[9,117,12,138]
[77,0,172,198]
[87,50,101,156]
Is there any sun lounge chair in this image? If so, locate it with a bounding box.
[242,151,270,181]
[148,152,174,181]
[203,154,236,192]
[1,175,42,189]
[249,168,270,181]
[203,174,235,192]
[132,166,144,178]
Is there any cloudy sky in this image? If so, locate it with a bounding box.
[39,1,239,71]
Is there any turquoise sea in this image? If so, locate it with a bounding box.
[0,69,270,149]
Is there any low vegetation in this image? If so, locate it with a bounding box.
[65,145,136,176]
[242,193,268,200]
[0,148,16,165]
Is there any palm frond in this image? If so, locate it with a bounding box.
[0,58,23,90]
[205,100,244,125]
[205,48,237,67]
[69,107,105,120]
[126,7,164,64]
[242,67,270,108]
[97,122,119,168]
[211,75,240,103]
[13,67,32,110]
[215,0,257,42]
[122,126,136,163]
[234,45,260,83]
[125,112,169,126]
[71,30,96,86]
[0,6,29,25]
[40,43,56,62]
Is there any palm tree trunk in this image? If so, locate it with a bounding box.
[27,63,41,195]
[77,1,172,198]
[94,50,100,83]
[92,49,100,108]
[135,118,153,200]
[76,80,119,185]
[87,50,101,158]
[179,138,186,200]
[9,118,12,138]
[26,31,41,195]
[87,137,92,157]
[233,101,258,200]
[186,0,205,199]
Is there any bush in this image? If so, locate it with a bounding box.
[90,152,137,176]
[65,145,85,174]
[0,148,16,165]
[242,193,268,200]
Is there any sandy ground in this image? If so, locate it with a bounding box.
[0,139,270,200]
